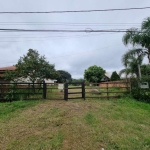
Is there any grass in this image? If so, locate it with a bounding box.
[0,97,150,149]
[0,100,40,120]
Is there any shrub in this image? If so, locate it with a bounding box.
[130,77,150,103]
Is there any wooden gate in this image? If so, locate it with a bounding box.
[64,82,85,100]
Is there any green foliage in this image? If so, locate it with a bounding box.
[110,71,120,81]
[4,84,16,102]
[120,49,144,78]
[56,70,72,83]
[141,64,150,76]
[4,70,18,82]
[122,17,150,63]
[84,65,105,83]
[2,84,42,102]
[4,49,58,83]
[131,77,150,103]
[71,78,85,85]
[72,78,85,83]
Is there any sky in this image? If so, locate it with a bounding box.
[0,0,150,78]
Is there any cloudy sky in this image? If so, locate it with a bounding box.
[0,0,150,78]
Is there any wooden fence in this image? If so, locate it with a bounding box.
[0,82,44,102]
[85,81,130,99]
[0,81,130,101]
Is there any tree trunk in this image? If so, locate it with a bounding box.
[148,48,150,64]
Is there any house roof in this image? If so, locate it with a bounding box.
[0,66,16,78]
[0,66,16,71]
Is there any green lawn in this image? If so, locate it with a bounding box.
[0,97,150,150]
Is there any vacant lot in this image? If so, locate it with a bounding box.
[0,98,150,150]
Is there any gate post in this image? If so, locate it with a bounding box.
[82,82,85,100]
[43,81,47,99]
[64,83,68,100]
[106,82,109,100]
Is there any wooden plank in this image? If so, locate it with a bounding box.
[46,88,58,89]
[85,87,130,89]
[0,92,42,95]
[68,97,82,99]
[85,96,120,99]
[47,98,64,100]
[0,83,43,84]
[85,91,128,94]
[68,92,82,94]
[68,87,82,89]
[0,87,43,89]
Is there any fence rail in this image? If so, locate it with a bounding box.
[0,81,130,101]
[0,82,45,102]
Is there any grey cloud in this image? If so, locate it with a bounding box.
[0,0,150,78]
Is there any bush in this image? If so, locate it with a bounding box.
[4,84,27,102]
[2,84,42,102]
[131,76,150,103]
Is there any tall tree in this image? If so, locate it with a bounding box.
[56,70,72,83]
[122,17,150,63]
[5,49,58,83]
[110,71,120,81]
[84,65,105,83]
[120,49,144,78]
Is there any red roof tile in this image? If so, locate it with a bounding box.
[0,66,16,71]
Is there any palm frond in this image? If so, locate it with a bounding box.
[121,49,144,66]
[119,68,131,77]
[122,28,140,46]
[141,17,150,30]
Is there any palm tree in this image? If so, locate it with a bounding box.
[119,49,144,78]
[122,17,150,63]
[119,68,132,78]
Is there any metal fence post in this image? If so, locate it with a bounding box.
[64,83,68,100]
[43,81,46,99]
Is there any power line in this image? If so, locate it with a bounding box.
[0,24,141,27]
[0,22,141,24]
[0,28,141,33]
[0,6,150,14]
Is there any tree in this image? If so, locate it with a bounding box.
[56,70,72,83]
[72,78,85,83]
[141,64,150,76]
[5,49,58,83]
[84,65,105,83]
[122,17,150,63]
[119,68,132,78]
[119,49,144,78]
[110,71,120,81]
